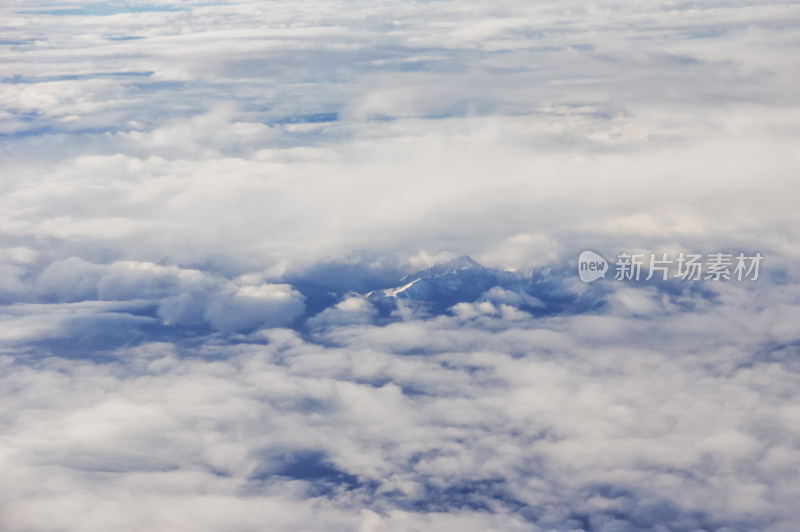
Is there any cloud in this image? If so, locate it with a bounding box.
[1,0,799,530]
[306,296,379,330]
[2,280,800,530]
[0,300,155,344]
[2,0,799,268]
[203,282,305,331]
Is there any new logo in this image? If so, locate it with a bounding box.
[578,250,608,283]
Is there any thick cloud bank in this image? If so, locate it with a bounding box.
[3,280,800,531]
[1,0,799,530]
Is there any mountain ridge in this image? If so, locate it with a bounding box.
[364,255,583,315]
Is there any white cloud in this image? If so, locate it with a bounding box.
[2,283,800,529]
[203,282,305,331]
[307,296,378,330]
[1,0,799,530]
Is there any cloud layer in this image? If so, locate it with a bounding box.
[1,0,800,530]
[3,280,800,531]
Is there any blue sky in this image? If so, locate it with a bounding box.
[1,1,800,530]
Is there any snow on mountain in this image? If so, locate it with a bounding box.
[364,256,597,316]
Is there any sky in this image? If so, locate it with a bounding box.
[1,1,800,531]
